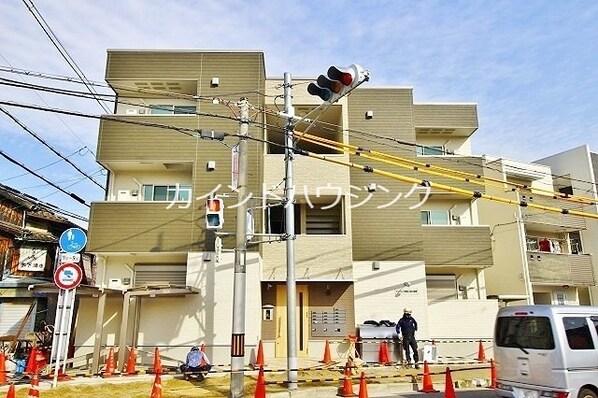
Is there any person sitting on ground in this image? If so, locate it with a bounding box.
[181,346,212,380]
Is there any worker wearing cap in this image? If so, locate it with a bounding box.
[396,307,419,368]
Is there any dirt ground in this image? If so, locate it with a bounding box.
[5,363,492,397]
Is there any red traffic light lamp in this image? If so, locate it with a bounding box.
[307,64,369,103]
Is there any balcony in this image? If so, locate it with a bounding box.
[261,235,353,280]
[413,104,478,137]
[528,251,595,286]
[87,202,202,253]
[521,195,587,231]
[422,225,493,268]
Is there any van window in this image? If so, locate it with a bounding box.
[496,316,555,350]
[563,317,594,350]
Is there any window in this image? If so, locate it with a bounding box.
[416,145,453,156]
[421,210,449,225]
[426,275,457,301]
[142,184,191,202]
[305,204,342,234]
[149,105,196,115]
[495,316,555,350]
[563,317,594,350]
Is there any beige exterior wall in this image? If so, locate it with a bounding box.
[261,235,353,280]
[422,226,493,267]
[352,260,429,339]
[478,160,530,300]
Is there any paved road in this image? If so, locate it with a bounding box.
[376,388,497,398]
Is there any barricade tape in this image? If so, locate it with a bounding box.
[263,365,492,385]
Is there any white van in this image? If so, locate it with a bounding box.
[494,305,598,398]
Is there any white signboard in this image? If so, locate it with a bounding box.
[231,144,239,189]
[17,247,47,271]
[59,252,81,264]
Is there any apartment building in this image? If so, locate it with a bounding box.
[536,145,598,304]
[478,157,595,306]
[78,50,498,366]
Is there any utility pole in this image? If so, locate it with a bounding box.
[230,98,249,398]
[283,73,298,389]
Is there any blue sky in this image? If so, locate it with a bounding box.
[0,0,597,223]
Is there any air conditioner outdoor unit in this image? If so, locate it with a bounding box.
[108,278,123,289]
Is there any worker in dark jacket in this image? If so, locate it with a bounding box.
[396,307,419,368]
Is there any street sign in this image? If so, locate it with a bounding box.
[59,228,87,253]
[53,262,83,290]
[231,144,239,189]
[59,252,81,264]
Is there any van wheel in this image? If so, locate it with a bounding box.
[579,388,598,398]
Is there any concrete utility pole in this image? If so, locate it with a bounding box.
[230,98,249,398]
[283,73,298,389]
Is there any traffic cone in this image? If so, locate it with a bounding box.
[358,371,368,398]
[444,367,456,398]
[0,351,7,385]
[378,341,389,365]
[25,347,38,375]
[253,340,265,369]
[5,384,15,398]
[125,346,137,375]
[320,340,333,364]
[28,374,40,397]
[477,340,486,362]
[103,347,116,377]
[337,371,357,397]
[489,359,497,388]
[254,366,266,398]
[153,347,163,375]
[150,373,162,398]
[344,361,351,377]
[419,360,438,393]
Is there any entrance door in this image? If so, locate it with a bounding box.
[275,284,309,358]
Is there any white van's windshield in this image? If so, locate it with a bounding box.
[495,316,555,350]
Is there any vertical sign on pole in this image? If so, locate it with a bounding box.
[51,227,86,387]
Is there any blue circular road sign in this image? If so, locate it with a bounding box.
[59,227,87,253]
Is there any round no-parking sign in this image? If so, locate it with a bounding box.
[54,263,83,290]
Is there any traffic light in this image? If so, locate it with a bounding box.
[205,198,223,230]
[307,64,369,103]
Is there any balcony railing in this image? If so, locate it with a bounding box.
[527,251,595,286]
[261,235,352,280]
[521,195,587,230]
[422,225,493,268]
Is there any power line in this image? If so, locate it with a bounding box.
[0,147,83,182]
[0,106,106,190]
[0,52,97,157]
[21,0,111,113]
[0,149,89,207]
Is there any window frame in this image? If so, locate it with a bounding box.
[142,184,192,202]
[420,210,450,225]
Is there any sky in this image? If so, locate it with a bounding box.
[0,0,597,224]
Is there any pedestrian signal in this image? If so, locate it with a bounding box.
[205,198,223,230]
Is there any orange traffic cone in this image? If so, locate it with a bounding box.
[125,346,137,375]
[103,347,116,377]
[344,361,352,377]
[0,351,7,385]
[25,347,38,375]
[419,360,438,393]
[338,371,357,397]
[444,367,456,398]
[153,347,163,375]
[320,340,333,364]
[28,374,40,397]
[5,384,15,398]
[477,340,486,362]
[378,341,390,365]
[254,366,266,398]
[253,340,265,369]
[150,372,162,398]
[489,359,497,388]
[358,372,369,398]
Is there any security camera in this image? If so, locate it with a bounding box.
[366,183,377,192]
